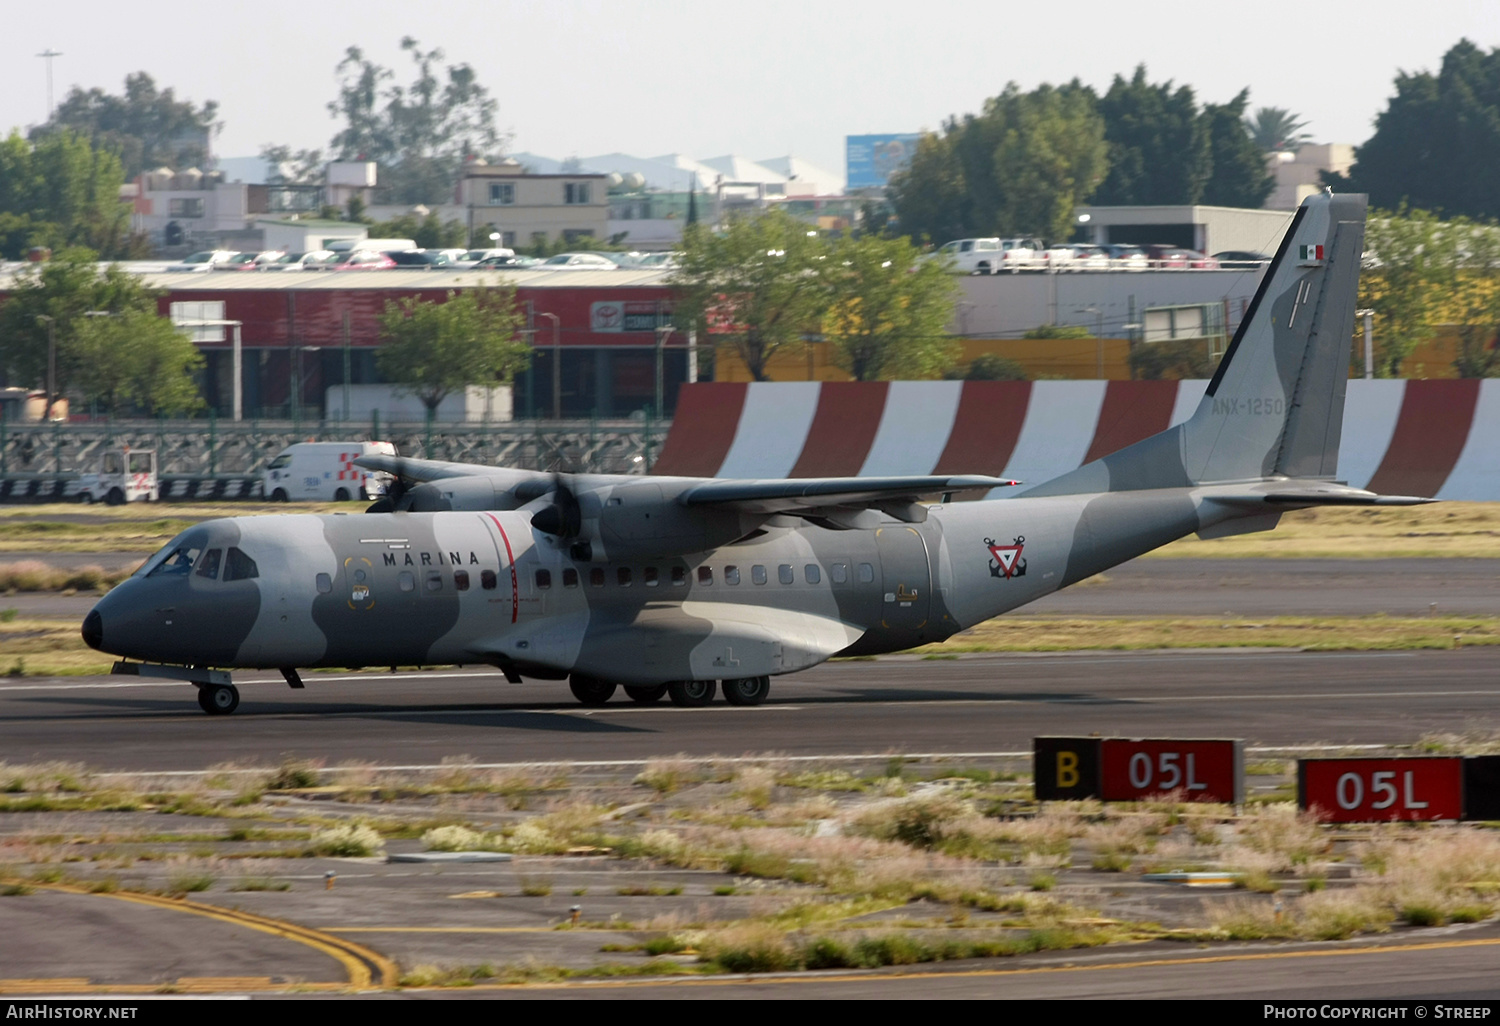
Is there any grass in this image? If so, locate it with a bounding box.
[1148,503,1500,560]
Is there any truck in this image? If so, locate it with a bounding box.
[262,441,397,502]
[930,237,1042,274]
[74,448,159,505]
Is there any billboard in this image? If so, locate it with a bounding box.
[846,134,921,189]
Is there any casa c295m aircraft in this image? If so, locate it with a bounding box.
[83,192,1429,715]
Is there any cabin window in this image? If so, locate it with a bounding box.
[643,566,659,587]
[858,563,875,584]
[751,564,768,585]
[398,571,415,592]
[671,566,686,586]
[778,564,794,585]
[724,565,740,585]
[831,563,848,584]
[805,564,821,584]
[562,568,579,588]
[590,567,606,587]
[455,569,470,591]
[697,566,713,585]
[536,569,552,589]
[425,571,443,592]
[617,567,632,586]
[315,572,332,594]
[223,547,259,581]
[195,548,222,580]
[480,569,497,590]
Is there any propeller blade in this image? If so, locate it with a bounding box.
[530,471,583,537]
[365,455,412,513]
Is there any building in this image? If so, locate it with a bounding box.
[453,161,609,249]
[1074,204,1294,256]
[1266,144,1355,210]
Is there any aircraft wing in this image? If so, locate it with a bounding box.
[354,454,549,488]
[678,475,1018,519]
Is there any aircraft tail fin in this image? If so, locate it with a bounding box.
[1025,191,1372,498]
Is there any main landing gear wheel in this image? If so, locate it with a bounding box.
[722,675,771,707]
[667,679,716,708]
[197,684,240,715]
[569,674,617,706]
[624,684,668,705]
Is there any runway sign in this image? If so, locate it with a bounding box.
[1464,756,1500,821]
[1034,737,1242,804]
[1298,758,1464,822]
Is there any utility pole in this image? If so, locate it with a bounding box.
[538,312,561,419]
[36,48,62,120]
[36,315,56,421]
[1356,308,1375,379]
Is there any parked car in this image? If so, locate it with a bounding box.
[263,251,335,272]
[163,250,240,272]
[450,247,517,269]
[472,254,542,269]
[383,249,452,268]
[327,251,397,271]
[1212,250,1273,269]
[538,253,619,270]
[1146,246,1220,269]
[634,252,681,269]
[1043,244,1110,271]
[1101,244,1149,271]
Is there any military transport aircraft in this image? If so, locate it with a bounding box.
[83,191,1429,714]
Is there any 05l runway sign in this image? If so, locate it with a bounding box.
[1296,756,1500,822]
[1035,737,1243,804]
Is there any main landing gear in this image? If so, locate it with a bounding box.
[567,674,769,708]
[196,683,240,715]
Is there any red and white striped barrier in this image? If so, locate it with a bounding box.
[653,380,1500,500]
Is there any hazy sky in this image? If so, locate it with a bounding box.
[5,0,1498,182]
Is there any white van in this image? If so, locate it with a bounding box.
[262,441,396,502]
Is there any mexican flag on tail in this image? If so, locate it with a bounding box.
[1298,244,1325,264]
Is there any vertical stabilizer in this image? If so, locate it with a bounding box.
[1023,191,1367,497]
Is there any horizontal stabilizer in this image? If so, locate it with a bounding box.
[1204,483,1435,508]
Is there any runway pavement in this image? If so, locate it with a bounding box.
[2,647,1497,772]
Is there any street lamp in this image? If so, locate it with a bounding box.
[537,312,561,419]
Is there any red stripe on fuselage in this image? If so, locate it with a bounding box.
[483,512,520,624]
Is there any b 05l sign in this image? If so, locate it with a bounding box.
[1034,737,1243,804]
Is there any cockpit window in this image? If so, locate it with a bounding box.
[195,548,222,579]
[147,545,201,577]
[223,547,259,581]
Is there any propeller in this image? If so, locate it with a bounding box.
[365,456,413,513]
[529,472,582,538]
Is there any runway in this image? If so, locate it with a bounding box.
[3,647,1497,772]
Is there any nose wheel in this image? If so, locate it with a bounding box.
[196,683,240,715]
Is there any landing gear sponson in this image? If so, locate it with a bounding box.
[110,661,772,715]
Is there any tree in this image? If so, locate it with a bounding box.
[945,353,1027,381]
[366,210,467,249]
[375,287,530,414]
[1201,90,1275,208]
[32,73,219,178]
[1359,208,1452,376]
[1332,40,1500,220]
[821,234,958,381]
[72,310,205,416]
[888,81,1107,242]
[1447,221,1500,378]
[0,249,173,411]
[1244,107,1312,152]
[1093,66,1210,206]
[671,208,832,381]
[327,38,505,205]
[0,131,139,260]
[259,145,324,186]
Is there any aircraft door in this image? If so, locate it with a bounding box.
[875,526,931,634]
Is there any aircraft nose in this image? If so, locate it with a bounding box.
[82,609,103,651]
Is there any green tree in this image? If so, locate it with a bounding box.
[1201,90,1275,208]
[671,208,832,381]
[1448,221,1500,378]
[1094,66,1210,206]
[1332,40,1500,219]
[328,38,505,205]
[821,234,958,381]
[1023,323,1093,339]
[32,72,219,178]
[1359,208,1452,376]
[73,311,205,416]
[259,145,325,185]
[375,287,530,414]
[0,131,139,259]
[957,353,1028,381]
[0,250,170,411]
[366,210,467,249]
[1244,107,1312,152]
[889,82,1107,242]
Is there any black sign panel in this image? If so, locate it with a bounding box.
[1033,737,1102,801]
[1464,755,1500,821]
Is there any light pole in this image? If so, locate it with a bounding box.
[1074,306,1105,378]
[537,312,561,419]
[36,48,62,121]
[35,315,56,421]
[655,324,671,417]
[1356,308,1375,379]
